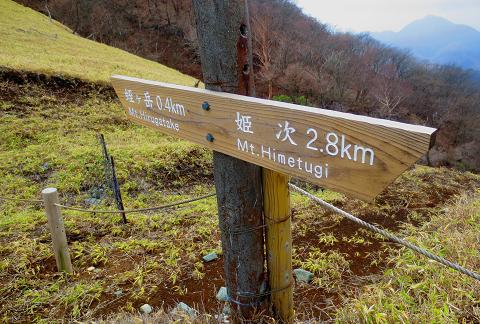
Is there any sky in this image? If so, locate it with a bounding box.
[294,0,480,33]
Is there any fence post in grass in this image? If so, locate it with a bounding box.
[263,170,294,322]
[97,133,112,190]
[192,0,266,320]
[110,156,127,224]
[97,134,127,224]
[42,188,73,274]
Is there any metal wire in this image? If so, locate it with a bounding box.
[54,193,216,214]
[264,214,291,224]
[226,295,260,308]
[237,281,293,298]
[289,183,480,282]
[226,223,267,235]
[225,281,293,308]
[0,196,43,203]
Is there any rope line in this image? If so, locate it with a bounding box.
[54,193,216,214]
[289,183,480,282]
[0,196,43,203]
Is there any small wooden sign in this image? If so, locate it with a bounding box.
[111,75,436,201]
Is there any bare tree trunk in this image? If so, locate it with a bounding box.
[74,0,80,33]
[192,0,266,320]
[165,1,170,25]
[44,0,52,22]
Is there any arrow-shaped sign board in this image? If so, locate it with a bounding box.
[111,75,436,201]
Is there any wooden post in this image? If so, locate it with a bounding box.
[42,188,73,273]
[192,0,265,320]
[263,170,294,322]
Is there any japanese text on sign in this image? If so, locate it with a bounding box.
[111,75,436,201]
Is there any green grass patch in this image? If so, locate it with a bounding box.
[0,0,200,86]
[336,192,480,323]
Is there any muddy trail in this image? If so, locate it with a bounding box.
[1,70,479,322]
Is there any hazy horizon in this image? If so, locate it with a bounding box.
[295,0,480,33]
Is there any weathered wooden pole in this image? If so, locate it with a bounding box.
[192,0,265,320]
[263,170,294,322]
[42,188,73,273]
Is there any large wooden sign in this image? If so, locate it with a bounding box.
[111,75,436,201]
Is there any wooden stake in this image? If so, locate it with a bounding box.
[42,188,73,273]
[192,0,265,320]
[263,169,294,323]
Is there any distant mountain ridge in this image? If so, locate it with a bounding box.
[371,15,480,71]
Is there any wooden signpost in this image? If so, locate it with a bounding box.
[111,74,436,321]
[111,3,435,322]
[111,75,436,201]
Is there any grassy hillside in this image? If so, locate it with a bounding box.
[0,0,199,86]
[0,1,480,322]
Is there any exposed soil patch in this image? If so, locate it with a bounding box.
[149,258,226,312]
[0,67,116,103]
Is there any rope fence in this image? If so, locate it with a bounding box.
[1,184,479,282]
[289,183,480,282]
[54,192,216,214]
[0,193,216,214]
